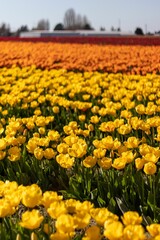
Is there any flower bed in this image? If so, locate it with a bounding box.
[0,42,159,74]
[0,42,160,239]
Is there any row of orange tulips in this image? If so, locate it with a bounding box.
[0,42,159,74]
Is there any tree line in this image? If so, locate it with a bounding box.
[0,8,157,37]
[0,8,93,37]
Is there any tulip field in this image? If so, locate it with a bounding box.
[0,39,160,239]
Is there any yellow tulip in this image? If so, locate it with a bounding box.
[19,209,44,230]
[104,220,124,239]
[143,162,157,175]
[121,211,142,226]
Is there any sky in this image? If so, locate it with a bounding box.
[0,0,159,33]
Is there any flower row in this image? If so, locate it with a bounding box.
[0,42,159,74]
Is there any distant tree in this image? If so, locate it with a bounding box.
[147,32,154,35]
[154,30,160,35]
[82,16,89,28]
[64,8,76,30]
[34,19,50,30]
[82,16,93,30]
[83,23,93,30]
[135,27,144,35]
[0,23,11,36]
[76,14,83,29]
[54,23,64,30]
[111,26,115,31]
[63,8,93,30]
[20,25,29,32]
[16,25,29,36]
[100,27,106,31]
[117,27,121,32]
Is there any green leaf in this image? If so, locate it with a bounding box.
[145,216,153,225]
[59,190,77,199]
[108,197,117,212]
[139,205,152,226]
[90,188,98,200]
[74,235,84,240]
[97,196,106,207]
[147,191,155,211]
[115,197,129,214]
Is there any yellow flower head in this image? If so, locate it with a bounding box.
[48,130,60,141]
[112,157,127,170]
[19,209,44,230]
[75,200,94,213]
[101,136,114,149]
[143,153,159,163]
[90,208,118,226]
[78,114,86,122]
[64,199,80,214]
[57,143,69,154]
[0,138,7,151]
[93,148,106,158]
[52,106,60,114]
[143,162,157,175]
[43,148,56,159]
[121,151,135,163]
[146,223,160,237]
[22,184,42,208]
[0,198,16,217]
[68,141,87,158]
[41,191,63,208]
[135,104,146,115]
[73,211,91,229]
[47,201,67,219]
[0,150,6,160]
[82,225,101,240]
[124,136,140,149]
[56,154,75,168]
[117,124,132,135]
[120,110,132,119]
[123,224,145,240]
[104,220,124,239]
[91,106,99,114]
[50,232,70,240]
[135,158,145,170]
[8,146,21,161]
[98,157,112,169]
[34,147,44,160]
[26,138,38,154]
[92,139,102,148]
[63,135,78,146]
[55,214,76,234]
[99,121,115,132]
[121,211,142,226]
[83,156,97,168]
[90,115,100,124]
[38,127,46,135]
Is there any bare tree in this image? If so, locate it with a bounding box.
[64,8,76,30]
[82,16,89,27]
[34,19,50,30]
[16,25,29,36]
[0,22,11,36]
[82,15,93,30]
[76,14,83,29]
[63,8,93,30]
